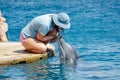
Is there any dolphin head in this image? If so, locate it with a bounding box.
[57,37,79,66]
[58,37,66,59]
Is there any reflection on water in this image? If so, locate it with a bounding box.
[0,60,68,80]
[1,42,120,80]
[0,0,120,80]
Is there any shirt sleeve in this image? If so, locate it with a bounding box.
[38,24,49,36]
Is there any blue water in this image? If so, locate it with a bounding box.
[0,0,120,80]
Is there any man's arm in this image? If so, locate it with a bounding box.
[37,29,59,44]
[37,32,54,44]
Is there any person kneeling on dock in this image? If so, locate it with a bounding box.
[20,12,70,54]
[0,10,8,42]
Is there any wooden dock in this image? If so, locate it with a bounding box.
[0,42,55,66]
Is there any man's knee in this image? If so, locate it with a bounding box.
[37,45,47,53]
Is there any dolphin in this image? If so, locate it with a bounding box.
[57,36,79,66]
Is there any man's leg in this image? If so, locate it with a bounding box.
[21,38,47,54]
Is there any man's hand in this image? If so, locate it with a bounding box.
[45,29,59,43]
[37,28,59,44]
[50,32,59,43]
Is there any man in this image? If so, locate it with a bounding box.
[0,10,8,42]
[20,12,70,54]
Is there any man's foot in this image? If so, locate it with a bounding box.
[46,48,54,57]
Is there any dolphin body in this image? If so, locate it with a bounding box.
[57,36,79,66]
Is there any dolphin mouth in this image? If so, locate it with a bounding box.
[58,38,64,48]
[57,36,79,66]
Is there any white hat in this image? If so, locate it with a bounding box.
[53,13,70,29]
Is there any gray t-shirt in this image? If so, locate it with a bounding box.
[21,14,53,38]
